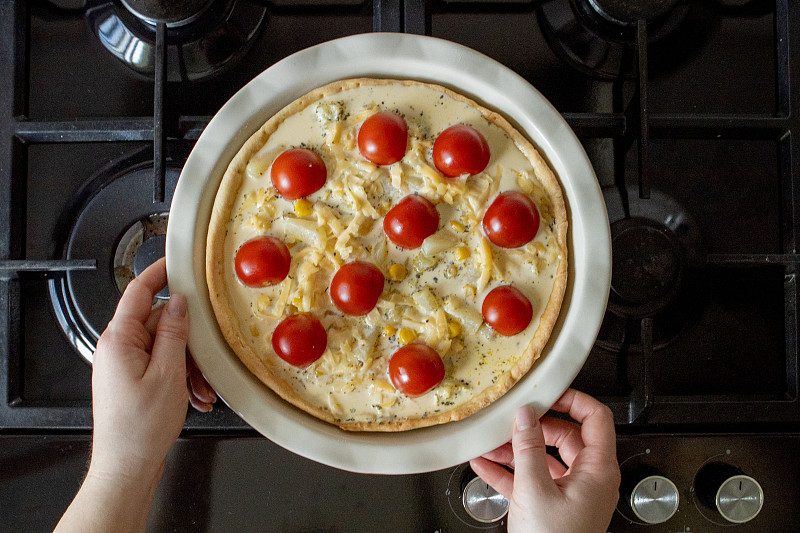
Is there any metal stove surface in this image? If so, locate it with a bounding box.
[2,0,800,531]
[1,433,798,531]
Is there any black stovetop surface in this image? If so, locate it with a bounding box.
[2,1,800,531]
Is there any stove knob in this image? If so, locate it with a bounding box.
[694,462,763,524]
[462,476,509,523]
[629,475,680,524]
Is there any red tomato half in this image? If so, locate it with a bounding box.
[330,261,385,316]
[432,124,491,177]
[481,285,533,336]
[234,236,291,287]
[272,313,327,367]
[482,191,540,248]
[358,111,408,166]
[383,194,440,249]
[388,343,445,397]
[270,147,327,200]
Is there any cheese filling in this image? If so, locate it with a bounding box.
[223,82,562,424]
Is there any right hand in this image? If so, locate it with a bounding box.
[470,389,621,533]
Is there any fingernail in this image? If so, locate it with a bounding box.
[516,405,536,431]
[168,293,187,317]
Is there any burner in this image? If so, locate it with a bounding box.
[49,159,180,363]
[538,0,690,79]
[114,213,169,298]
[120,0,215,27]
[595,187,705,352]
[610,217,681,311]
[588,0,680,25]
[603,186,705,267]
[87,0,267,81]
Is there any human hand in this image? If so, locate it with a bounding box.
[90,257,216,481]
[56,258,216,532]
[470,389,620,533]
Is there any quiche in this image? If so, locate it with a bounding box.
[206,78,568,432]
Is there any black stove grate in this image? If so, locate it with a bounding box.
[1,0,799,433]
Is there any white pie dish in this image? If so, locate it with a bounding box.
[166,33,611,474]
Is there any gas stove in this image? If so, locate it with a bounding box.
[1,1,799,531]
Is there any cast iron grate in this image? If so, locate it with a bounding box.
[1,0,798,431]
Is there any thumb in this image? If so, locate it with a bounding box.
[149,293,189,374]
[512,405,556,497]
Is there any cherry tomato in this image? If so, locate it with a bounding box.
[388,343,445,397]
[482,191,540,248]
[270,147,327,200]
[272,313,327,367]
[358,111,408,166]
[383,194,440,249]
[432,124,491,177]
[330,261,385,316]
[234,236,291,287]
[481,285,533,336]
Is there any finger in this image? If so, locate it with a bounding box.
[550,389,616,456]
[187,354,217,405]
[546,454,568,479]
[541,417,585,467]
[511,405,558,497]
[188,380,214,413]
[469,457,514,500]
[146,293,189,379]
[144,303,166,339]
[550,390,620,491]
[112,258,168,326]
[478,442,514,469]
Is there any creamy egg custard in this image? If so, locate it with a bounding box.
[206,78,568,431]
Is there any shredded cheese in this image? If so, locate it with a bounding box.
[476,236,493,293]
[220,81,564,426]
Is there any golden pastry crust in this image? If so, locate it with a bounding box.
[206,78,568,432]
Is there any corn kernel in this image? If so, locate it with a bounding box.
[454,246,470,261]
[448,321,461,338]
[249,324,260,338]
[398,328,417,344]
[450,220,465,232]
[294,198,313,217]
[463,284,477,299]
[382,325,397,337]
[532,241,547,255]
[388,263,407,281]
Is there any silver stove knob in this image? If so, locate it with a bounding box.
[716,475,763,523]
[462,477,509,523]
[694,462,764,524]
[630,475,680,524]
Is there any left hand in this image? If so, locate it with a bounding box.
[90,257,215,481]
[55,258,217,533]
